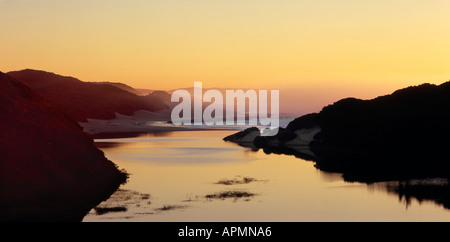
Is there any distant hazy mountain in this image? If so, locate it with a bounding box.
[7,69,168,122]
[135,88,155,96]
[0,72,127,221]
[94,81,141,95]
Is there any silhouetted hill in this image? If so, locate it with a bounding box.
[135,88,154,96]
[7,69,168,122]
[0,72,127,221]
[224,81,450,209]
[312,82,450,175]
[95,81,141,95]
[225,81,450,181]
[147,90,171,102]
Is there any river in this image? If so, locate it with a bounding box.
[83,130,450,222]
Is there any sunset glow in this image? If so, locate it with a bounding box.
[1,0,449,105]
[4,0,450,224]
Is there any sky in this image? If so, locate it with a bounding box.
[1,0,450,114]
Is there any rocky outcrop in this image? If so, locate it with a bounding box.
[0,72,127,221]
[223,127,261,143]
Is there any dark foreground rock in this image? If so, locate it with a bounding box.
[0,72,127,221]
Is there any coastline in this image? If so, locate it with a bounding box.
[79,110,235,135]
[80,110,295,136]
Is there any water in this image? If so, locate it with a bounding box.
[83,130,450,222]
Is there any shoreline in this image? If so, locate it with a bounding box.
[79,111,241,135]
[80,110,295,136]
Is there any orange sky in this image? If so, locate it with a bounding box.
[1,0,450,114]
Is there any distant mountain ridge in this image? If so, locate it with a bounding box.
[7,69,168,122]
[94,81,142,95]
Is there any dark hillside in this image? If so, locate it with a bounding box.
[8,69,168,122]
[0,72,127,221]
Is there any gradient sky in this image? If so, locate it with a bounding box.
[1,0,450,114]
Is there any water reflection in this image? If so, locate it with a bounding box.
[378,179,450,210]
[256,144,450,211]
[94,132,259,165]
[92,131,174,139]
[84,131,450,221]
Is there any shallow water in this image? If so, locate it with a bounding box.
[83,130,450,222]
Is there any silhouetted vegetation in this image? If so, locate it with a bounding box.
[89,189,152,217]
[215,177,257,185]
[205,191,256,200]
[94,206,127,215]
[155,205,187,211]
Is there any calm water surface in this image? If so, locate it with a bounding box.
[83,130,450,221]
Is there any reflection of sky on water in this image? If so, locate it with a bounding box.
[95,132,260,165]
[85,130,450,222]
[108,146,254,165]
